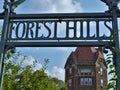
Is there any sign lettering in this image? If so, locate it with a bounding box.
[8,19,113,41]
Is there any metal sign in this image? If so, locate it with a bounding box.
[0,0,120,90]
[9,19,112,39]
[6,15,113,47]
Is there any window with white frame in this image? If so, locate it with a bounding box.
[100,79,104,87]
[69,68,72,75]
[78,68,92,73]
[80,78,92,86]
[69,79,72,86]
[100,67,103,75]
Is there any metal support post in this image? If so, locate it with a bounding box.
[0,49,6,90]
[0,1,25,89]
[0,1,10,90]
[0,46,15,90]
[112,9,120,90]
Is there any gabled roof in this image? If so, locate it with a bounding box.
[64,47,104,68]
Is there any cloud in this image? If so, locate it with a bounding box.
[13,55,42,70]
[21,56,36,66]
[16,0,83,13]
[47,66,65,81]
[12,55,65,80]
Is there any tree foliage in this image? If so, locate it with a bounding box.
[105,48,117,90]
[2,50,67,90]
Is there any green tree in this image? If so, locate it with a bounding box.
[2,51,67,90]
[105,47,117,90]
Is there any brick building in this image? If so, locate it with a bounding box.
[64,47,107,90]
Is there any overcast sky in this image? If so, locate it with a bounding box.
[0,0,119,81]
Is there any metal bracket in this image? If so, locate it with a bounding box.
[3,0,25,14]
[100,0,119,12]
[5,45,15,53]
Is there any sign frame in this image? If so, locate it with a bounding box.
[0,0,120,90]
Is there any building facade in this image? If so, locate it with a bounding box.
[64,47,107,90]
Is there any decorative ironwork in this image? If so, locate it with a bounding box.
[9,18,112,40]
[100,0,119,12]
[5,18,113,47]
[0,0,120,90]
